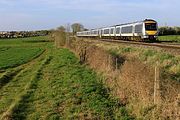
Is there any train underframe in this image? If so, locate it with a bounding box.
[81,35,157,42]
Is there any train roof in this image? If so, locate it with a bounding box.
[114,19,157,27]
[89,19,157,30]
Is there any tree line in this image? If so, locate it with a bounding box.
[158,26,180,36]
[0,30,49,39]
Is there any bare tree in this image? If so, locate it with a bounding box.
[57,26,66,32]
[71,23,84,35]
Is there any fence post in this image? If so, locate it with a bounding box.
[154,62,161,105]
[108,55,111,70]
[116,58,118,70]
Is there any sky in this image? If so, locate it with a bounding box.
[0,0,180,31]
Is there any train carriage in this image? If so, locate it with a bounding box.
[134,22,143,40]
[91,29,99,38]
[115,26,121,37]
[109,26,116,37]
[102,27,110,38]
[121,24,134,40]
[77,19,158,41]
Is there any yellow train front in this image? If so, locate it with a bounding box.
[142,19,158,41]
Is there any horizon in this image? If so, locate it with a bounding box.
[0,0,180,31]
[0,22,180,32]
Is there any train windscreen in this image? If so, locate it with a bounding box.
[145,23,157,30]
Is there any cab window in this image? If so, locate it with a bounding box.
[145,23,157,30]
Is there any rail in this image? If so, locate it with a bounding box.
[98,39,180,50]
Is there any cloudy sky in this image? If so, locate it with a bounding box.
[0,0,180,31]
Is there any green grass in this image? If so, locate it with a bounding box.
[158,35,180,42]
[9,48,133,119]
[0,36,50,47]
[0,36,133,119]
[0,36,51,70]
[0,47,44,69]
[0,36,49,42]
[0,53,46,119]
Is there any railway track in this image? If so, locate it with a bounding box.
[98,39,180,50]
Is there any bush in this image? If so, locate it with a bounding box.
[50,26,67,47]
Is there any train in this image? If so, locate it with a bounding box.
[77,19,158,41]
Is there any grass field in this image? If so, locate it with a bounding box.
[0,47,44,69]
[0,36,48,70]
[158,35,180,42]
[0,37,133,119]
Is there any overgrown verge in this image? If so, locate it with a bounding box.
[65,37,180,119]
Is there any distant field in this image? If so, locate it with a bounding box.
[0,36,50,47]
[0,36,49,42]
[0,36,49,69]
[0,47,44,69]
[158,35,180,42]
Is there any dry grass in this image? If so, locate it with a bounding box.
[68,37,180,119]
[118,59,154,103]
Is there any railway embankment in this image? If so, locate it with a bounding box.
[66,37,180,119]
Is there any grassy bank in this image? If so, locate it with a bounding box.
[95,42,180,82]
[74,38,180,119]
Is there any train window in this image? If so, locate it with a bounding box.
[135,24,142,33]
[104,29,110,34]
[111,28,114,34]
[145,23,157,30]
[116,28,120,34]
[121,26,133,33]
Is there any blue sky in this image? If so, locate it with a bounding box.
[0,0,180,31]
